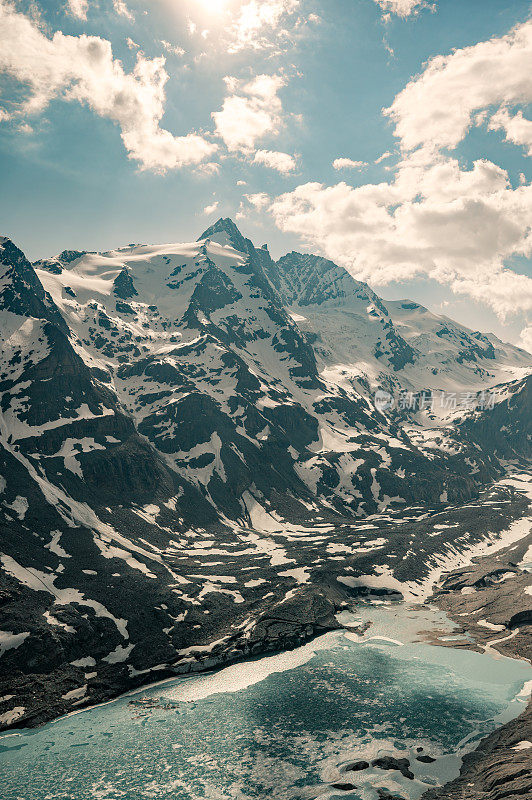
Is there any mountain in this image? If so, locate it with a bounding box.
[457,374,532,462]
[265,251,530,419]
[0,220,530,730]
[31,217,505,519]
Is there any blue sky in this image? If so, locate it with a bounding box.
[0,0,531,347]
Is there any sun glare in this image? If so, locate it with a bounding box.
[195,0,227,13]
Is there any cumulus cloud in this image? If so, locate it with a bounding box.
[488,108,532,156]
[212,74,285,152]
[66,0,88,21]
[203,201,219,215]
[268,19,532,321]
[449,270,532,318]
[113,0,134,22]
[0,1,217,171]
[332,157,366,170]
[374,0,432,17]
[254,149,296,173]
[245,192,271,210]
[228,0,300,53]
[385,19,532,159]
[518,324,532,353]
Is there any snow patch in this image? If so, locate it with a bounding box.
[0,630,29,658]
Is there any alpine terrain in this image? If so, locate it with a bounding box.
[1,217,531,767]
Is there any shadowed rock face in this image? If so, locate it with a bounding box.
[113,269,138,300]
[0,237,67,332]
[423,531,532,800]
[0,219,530,735]
[458,374,532,461]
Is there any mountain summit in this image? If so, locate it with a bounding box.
[198,216,249,250]
[0,220,530,731]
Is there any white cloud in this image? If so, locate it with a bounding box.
[0,1,217,172]
[228,0,300,53]
[212,74,285,152]
[66,0,88,21]
[245,192,271,210]
[254,149,296,173]
[203,201,219,215]
[375,150,392,164]
[518,324,532,353]
[113,0,134,22]
[332,157,366,170]
[374,0,432,17]
[268,20,532,322]
[488,108,532,156]
[385,19,532,159]
[449,270,532,318]
[161,40,186,57]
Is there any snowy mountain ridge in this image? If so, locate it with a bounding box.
[0,218,531,731]
[3,216,527,515]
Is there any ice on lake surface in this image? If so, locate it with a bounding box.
[1,603,530,800]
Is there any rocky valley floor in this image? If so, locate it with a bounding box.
[2,476,531,732]
[421,477,532,800]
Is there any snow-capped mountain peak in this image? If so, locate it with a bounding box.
[0,220,530,733]
[198,217,250,252]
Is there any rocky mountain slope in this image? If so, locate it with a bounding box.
[266,249,530,421]
[422,481,532,800]
[0,218,530,731]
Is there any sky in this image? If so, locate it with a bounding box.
[0,0,531,348]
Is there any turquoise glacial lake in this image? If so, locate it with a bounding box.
[1,604,530,800]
